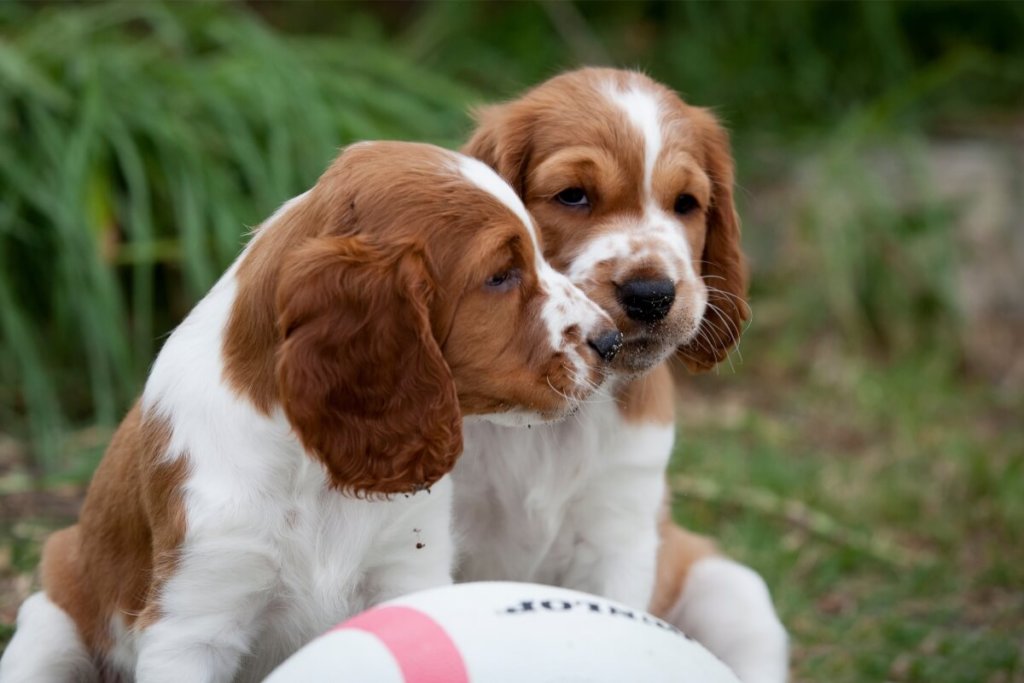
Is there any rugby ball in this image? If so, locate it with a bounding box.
[263,581,740,682]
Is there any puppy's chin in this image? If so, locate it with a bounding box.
[609,323,703,378]
[610,338,675,378]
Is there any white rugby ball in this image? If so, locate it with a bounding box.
[264,581,740,682]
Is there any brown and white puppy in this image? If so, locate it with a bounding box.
[0,141,619,683]
[453,68,788,683]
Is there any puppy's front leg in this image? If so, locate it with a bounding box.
[560,496,661,610]
[134,515,279,683]
[559,424,674,610]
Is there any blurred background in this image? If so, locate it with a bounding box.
[0,2,1021,680]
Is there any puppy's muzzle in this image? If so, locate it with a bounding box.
[587,329,624,362]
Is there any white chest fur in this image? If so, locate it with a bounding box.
[453,389,674,606]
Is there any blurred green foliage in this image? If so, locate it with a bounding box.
[3,1,1021,471]
[0,3,476,470]
[396,1,1024,132]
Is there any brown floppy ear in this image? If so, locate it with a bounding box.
[275,236,462,496]
[462,103,533,196]
[678,116,750,372]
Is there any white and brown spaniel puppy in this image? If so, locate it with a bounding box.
[454,68,788,683]
[0,141,620,683]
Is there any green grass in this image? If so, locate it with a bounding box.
[669,342,1024,683]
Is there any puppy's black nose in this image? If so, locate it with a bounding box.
[588,329,624,362]
[616,279,676,323]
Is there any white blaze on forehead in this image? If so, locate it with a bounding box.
[605,81,664,197]
[602,80,701,287]
[454,153,609,382]
[456,155,540,251]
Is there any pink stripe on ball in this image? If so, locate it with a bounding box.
[334,606,470,683]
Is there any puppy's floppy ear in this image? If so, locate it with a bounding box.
[462,103,533,196]
[275,236,462,496]
[678,113,750,372]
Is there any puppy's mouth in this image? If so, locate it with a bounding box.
[610,335,677,376]
[601,314,703,377]
[606,323,704,376]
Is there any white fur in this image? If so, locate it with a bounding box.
[567,223,692,286]
[454,383,673,610]
[606,83,662,198]
[668,557,789,683]
[0,592,96,682]
[457,155,536,241]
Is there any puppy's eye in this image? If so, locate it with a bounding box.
[674,193,700,215]
[485,269,521,292]
[556,188,589,208]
